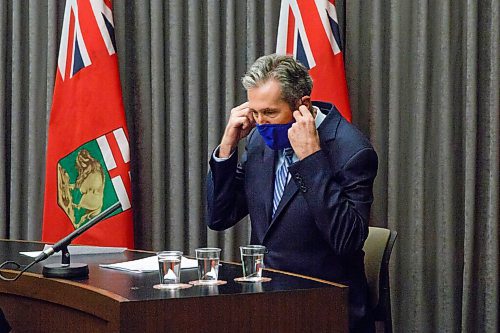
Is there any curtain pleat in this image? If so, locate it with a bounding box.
[0,1,8,237]
[149,0,166,249]
[462,0,499,330]
[10,0,28,239]
[165,0,185,251]
[186,0,205,252]
[27,1,48,240]
[0,1,498,332]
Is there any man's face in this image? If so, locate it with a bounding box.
[247,79,294,125]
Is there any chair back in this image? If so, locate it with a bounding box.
[363,226,397,333]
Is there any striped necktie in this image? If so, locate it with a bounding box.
[272,148,294,217]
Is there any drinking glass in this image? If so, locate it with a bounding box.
[195,248,221,284]
[240,245,266,281]
[157,251,183,289]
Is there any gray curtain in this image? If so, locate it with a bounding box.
[346,0,499,332]
[0,1,498,332]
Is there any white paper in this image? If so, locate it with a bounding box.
[20,244,127,258]
[99,255,198,273]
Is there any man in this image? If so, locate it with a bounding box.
[206,54,377,332]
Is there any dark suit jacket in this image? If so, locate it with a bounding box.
[207,102,378,332]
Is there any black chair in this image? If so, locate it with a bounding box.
[363,227,398,333]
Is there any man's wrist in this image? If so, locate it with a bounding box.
[218,143,235,158]
[295,143,321,160]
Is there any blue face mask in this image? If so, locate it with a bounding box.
[256,121,294,150]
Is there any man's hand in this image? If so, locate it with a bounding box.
[219,102,255,158]
[289,105,321,160]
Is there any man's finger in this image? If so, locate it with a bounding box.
[239,115,255,130]
[235,108,255,125]
[230,101,250,115]
[293,110,302,121]
[236,101,250,113]
[246,110,255,124]
[237,101,250,109]
[298,105,314,119]
[240,119,249,130]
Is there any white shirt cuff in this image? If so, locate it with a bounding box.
[212,145,235,162]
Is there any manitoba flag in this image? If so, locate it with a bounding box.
[276,0,352,121]
[42,0,134,248]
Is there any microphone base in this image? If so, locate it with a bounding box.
[42,263,89,279]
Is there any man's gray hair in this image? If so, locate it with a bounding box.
[241,54,313,109]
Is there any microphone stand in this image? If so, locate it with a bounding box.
[42,244,88,279]
[0,201,121,281]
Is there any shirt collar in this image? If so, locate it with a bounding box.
[313,105,326,129]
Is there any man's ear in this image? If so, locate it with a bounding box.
[300,96,312,110]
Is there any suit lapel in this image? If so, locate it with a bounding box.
[261,146,276,224]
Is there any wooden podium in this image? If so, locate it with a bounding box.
[0,240,348,332]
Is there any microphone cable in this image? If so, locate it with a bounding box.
[0,260,38,282]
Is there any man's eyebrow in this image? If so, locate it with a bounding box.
[251,108,279,113]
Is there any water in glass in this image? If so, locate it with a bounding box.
[241,253,264,281]
[197,257,219,283]
[159,257,181,285]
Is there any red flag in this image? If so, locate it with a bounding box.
[42,0,134,248]
[276,0,352,121]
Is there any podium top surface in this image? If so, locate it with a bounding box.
[0,239,346,303]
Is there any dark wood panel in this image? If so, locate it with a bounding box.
[120,288,348,333]
[0,294,115,332]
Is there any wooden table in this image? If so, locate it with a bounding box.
[0,239,348,332]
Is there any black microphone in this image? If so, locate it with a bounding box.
[0,202,122,282]
[37,201,122,278]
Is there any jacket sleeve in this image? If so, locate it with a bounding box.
[206,146,249,231]
[287,147,378,256]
